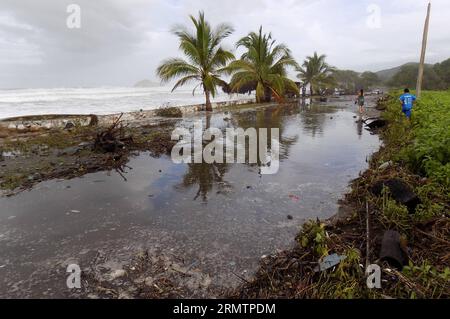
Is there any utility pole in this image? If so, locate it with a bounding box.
[416,2,431,98]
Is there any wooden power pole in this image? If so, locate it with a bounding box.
[416,2,431,98]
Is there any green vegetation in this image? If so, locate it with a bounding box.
[227,27,299,103]
[314,248,367,299]
[363,90,449,297]
[387,58,450,90]
[383,90,450,189]
[331,58,450,93]
[434,58,450,86]
[298,220,329,257]
[297,52,335,96]
[332,69,381,93]
[360,71,380,89]
[156,12,235,111]
[400,262,450,299]
[332,70,362,93]
[1,129,86,154]
[388,64,446,90]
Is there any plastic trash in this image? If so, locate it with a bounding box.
[314,253,347,272]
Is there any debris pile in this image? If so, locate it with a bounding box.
[94,114,133,154]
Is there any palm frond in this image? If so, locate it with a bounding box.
[156,11,234,105]
[229,27,297,102]
[156,58,199,82]
[171,75,201,92]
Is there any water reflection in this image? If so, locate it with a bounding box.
[357,115,364,138]
[178,104,304,202]
[181,162,230,202]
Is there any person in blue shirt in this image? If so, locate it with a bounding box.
[399,88,417,119]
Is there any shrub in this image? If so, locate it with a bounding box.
[156,107,183,118]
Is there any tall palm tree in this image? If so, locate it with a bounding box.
[297,52,335,96]
[227,27,299,103]
[156,12,235,111]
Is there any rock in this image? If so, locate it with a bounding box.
[64,121,75,130]
[57,146,80,157]
[379,230,408,270]
[78,142,91,148]
[370,179,421,214]
[287,215,294,220]
[378,161,393,170]
[144,277,154,287]
[109,269,126,280]
[365,119,387,130]
[118,292,132,299]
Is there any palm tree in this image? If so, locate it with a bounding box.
[297,52,335,96]
[227,27,299,103]
[156,12,235,111]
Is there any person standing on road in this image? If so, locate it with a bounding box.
[399,88,417,119]
[355,89,365,114]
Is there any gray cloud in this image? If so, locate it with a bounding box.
[0,0,449,88]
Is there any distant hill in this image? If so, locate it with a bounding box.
[133,79,161,88]
[375,62,432,83]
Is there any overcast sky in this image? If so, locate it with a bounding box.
[0,0,449,88]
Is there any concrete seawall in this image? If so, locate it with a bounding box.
[0,98,256,132]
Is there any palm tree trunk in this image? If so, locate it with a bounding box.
[264,87,272,103]
[310,84,314,96]
[205,90,212,112]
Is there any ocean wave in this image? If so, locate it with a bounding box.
[0,87,174,103]
[0,87,251,119]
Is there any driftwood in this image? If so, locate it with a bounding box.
[94,113,133,153]
[366,201,370,268]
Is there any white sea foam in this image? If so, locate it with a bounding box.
[0,86,251,119]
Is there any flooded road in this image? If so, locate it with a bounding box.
[0,98,380,298]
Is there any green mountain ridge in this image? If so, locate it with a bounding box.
[375,63,420,83]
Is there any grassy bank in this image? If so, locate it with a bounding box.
[232,91,449,299]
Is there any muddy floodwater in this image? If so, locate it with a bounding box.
[0,98,380,298]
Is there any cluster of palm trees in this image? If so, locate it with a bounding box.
[157,12,335,111]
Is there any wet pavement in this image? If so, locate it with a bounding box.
[0,97,380,298]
